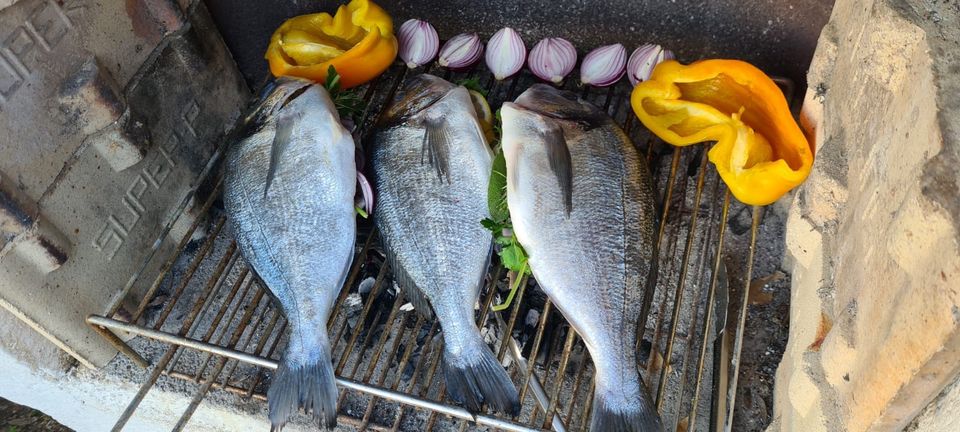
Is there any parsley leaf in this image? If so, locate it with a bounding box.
[324,66,365,120]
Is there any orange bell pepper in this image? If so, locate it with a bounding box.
[265,0,397,89]
[631,59,814,206]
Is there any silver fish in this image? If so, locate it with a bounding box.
[369,74,519,414]
[502,84,663,431]
[224,77,356,430]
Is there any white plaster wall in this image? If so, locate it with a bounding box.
[0,308,325,432]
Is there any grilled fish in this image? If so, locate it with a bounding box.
[501,84,663,431]
[224,77,356,430]
[369,74,519,414]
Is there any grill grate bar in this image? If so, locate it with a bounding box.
[669,172,724,432]
[389,320,440,431]
[542,328,577,430]
[172,288,268,430]
[127,178,223,322]
[105,240,238,431]
[517,299,552,415]
[152,217,229,330]
[655,148,711,409]
[189,259,250,380]
[688,189,731,430]
[86,61,788,431]
[334,261,391,374]
[723,206,762,432]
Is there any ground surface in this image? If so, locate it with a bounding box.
[0,397,71,432]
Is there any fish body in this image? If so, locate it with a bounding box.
[369,74,519,414]
[224,78,356,430]
[501,84,663,431]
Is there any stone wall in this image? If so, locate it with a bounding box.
[771,0,960,431]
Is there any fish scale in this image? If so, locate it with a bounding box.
[502,84,661,432]
[369,74,520,416]
[224,78,356,431]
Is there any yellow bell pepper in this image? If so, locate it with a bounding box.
[265,0,397,89]
[631,59,814,206]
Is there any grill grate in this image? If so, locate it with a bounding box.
[88,60,790,432]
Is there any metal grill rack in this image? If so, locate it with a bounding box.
[87,60,791,432]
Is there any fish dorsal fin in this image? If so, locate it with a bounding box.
[421,117,451,182]
[264,110,300,197]
[543,123,573,216]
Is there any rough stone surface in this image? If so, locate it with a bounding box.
[772,0,960,431]
[907,375,960,432]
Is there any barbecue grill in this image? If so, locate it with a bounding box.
[0,0,837,430]
[85,56,796,430]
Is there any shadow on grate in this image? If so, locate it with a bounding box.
[88,58,786,431]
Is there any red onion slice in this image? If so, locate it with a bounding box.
[398,19,439,68]
[356,171,375,215]
[580,43,627,87]
[627,43,673,86]
[438,33,484,71]
[485,27,526,80]
[528,37,577,84]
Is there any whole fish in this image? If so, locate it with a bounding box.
[369,74,519,414]
[224,77,356,430]
[501,84,663,431]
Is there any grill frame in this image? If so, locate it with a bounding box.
[86,60,788,432]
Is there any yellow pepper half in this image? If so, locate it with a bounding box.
[265,0,397,89]
[631,59,814,206]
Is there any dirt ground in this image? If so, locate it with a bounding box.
[0,397,71,432]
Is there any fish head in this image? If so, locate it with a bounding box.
[513,84,607,128]
[239,77,324,135]
[500,101,550,164]
[376,74,461,127]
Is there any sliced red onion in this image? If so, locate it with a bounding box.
[398,19,439,68]
[485,27,526,80]
[356,171,374,215]
[579,43,626,87]
[438,33,484,71]
[528,37,576,84]
[627,43,673,86]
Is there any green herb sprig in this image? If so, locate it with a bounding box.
[325,65,365,119]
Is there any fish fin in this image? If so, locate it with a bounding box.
[542,123,573,216]
[264,111,299,197]
[421,117,452,182]
[267,333,337,431]
[442,331,520,416]
[590,387,663,432]
[379,234,434,319]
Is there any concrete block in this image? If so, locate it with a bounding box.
[0,0,248,369]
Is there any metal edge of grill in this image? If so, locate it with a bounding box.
[85,58,791,432]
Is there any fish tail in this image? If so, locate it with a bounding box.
[590,383,663,432]
[267,333,337,431]
[442,332,520,415]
